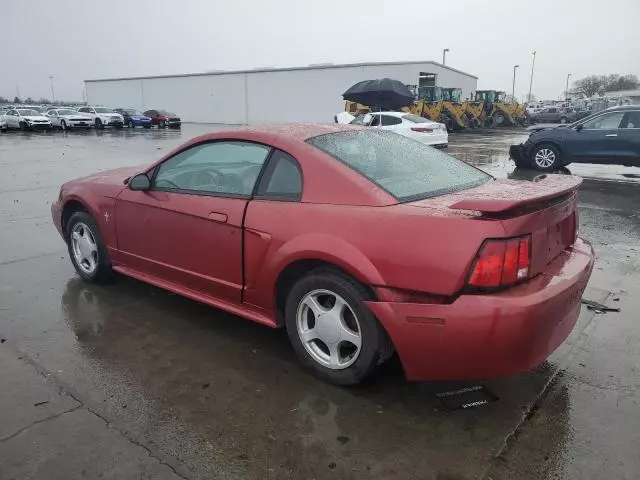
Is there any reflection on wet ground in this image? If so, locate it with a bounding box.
[1,125,639,479]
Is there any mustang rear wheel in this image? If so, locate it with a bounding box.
[285,268,392,385]
[67,211,114,284]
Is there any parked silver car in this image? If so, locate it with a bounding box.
[46,108,93,130]
[3,108,52,130]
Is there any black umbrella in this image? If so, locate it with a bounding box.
[342,78,414,110]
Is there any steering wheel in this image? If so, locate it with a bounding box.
[190,169,224,189]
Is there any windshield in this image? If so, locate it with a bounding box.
[402,114,430,124]
[58,109,78,115]
[18,109,40,116]
[307,130,491,202]
[124,109,142,115]
[94,107,114,113]
[158,110,175,116]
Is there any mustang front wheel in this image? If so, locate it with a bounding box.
[67,211,114,284]
[285,268,391,385]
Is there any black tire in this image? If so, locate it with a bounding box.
[560,117,568,124]
[159,121,166,128]
[66,211,115,284]
[19,122,28,131]
[127,120,134,128]
[60,120,67,131]
[94,118,103,129]
[143,125,151,129]
[114,124,123,130]
[493,111,506,126]
[530,143,562,171]
[285,268,391,386]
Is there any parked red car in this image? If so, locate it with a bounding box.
[143,109,181,128]
[51,125,594,385]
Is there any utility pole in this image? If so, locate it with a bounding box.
[527,51,536,103]
[565,73,572,101]
[15,85,21,99]
[442,48,450,65]
[49,76,56,103]
[512,65,519,102]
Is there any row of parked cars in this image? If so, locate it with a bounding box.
[525,105,591,124]
[0,105,181,132]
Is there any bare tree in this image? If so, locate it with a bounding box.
[604,74,638,92]
[13,96,22,104]
[573,75,605,98]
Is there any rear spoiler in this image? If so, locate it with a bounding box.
[449,175,582,213]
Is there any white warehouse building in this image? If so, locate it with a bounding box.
[85,60,478,125]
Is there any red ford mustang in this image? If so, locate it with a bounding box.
[51,124,594,385]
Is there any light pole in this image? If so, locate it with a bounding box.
[527,51,536,103]
[565,73,572,101]
[49,76,56,103]
[512,65,519,102]
[442,48,450,65]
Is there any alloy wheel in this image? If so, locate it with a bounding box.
[534,148,556,168]
[71,222,99,275]
[296,289,362,370]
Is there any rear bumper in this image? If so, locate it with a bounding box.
[365,238,595,381]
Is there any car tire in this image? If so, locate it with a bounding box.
[19,122,28,131]
[127,120,134,128]
[531,143,562,171]
[94,118,103,129]
[560,117,568,124]
[143,125,151,129]
[66,211,115,284]
[285,268,391,386]
[159,121,166,128]
[60,120,67,131]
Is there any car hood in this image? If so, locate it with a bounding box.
[61,115,91,120]
[527,123,572,133]
[75,165,147,186]
[23,115,50,121]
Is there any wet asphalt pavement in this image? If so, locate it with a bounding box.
[1,126,639,480]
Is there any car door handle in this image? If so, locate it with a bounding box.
[208,212,228,223]
[605,134,618,137]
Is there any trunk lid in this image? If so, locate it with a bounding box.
[408,175,581,275]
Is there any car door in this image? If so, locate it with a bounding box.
[378,114,403,131]
[48,110,59,127]
[114,140,271,303]
[618,110,640,165]
[5,110,17,128]
[570,110,627,163]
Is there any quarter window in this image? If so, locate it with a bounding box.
[154,141,270,196]
[622,111,640,129]
[256,150,302,200]
[582,112,625,130]
[380,115,402,126]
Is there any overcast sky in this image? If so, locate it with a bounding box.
[2,0,639,102]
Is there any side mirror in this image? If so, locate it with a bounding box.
[128,173,151,191]
[575,124,583,132]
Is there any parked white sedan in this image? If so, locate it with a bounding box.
[3,108,52,130]
[46,108,93,130]
[350,111,448,147]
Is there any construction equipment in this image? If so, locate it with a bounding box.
[344,100,371,116]
[470,90,527,127]
[410,86,468,131]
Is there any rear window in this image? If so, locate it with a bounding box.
[402,114,430,123]
[307,130,491,202]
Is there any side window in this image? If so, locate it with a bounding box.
[78,107,86,113]
[548,108,557,113]
[256,150,302,201]
[622,111,640,129]
[369,115,381,127]
[582,112,625,130]
[154,141,270,196]
[380,115,402,126]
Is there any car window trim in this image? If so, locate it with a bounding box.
[149,138,274,200]
[253,149,304,202]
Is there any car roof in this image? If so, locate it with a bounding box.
[366,111,408,118]
[229,123,365,141]
[604,105,639,111]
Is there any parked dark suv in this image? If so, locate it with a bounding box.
[510,106,640,170]
[530,106,575,124]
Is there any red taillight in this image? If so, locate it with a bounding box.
[411,127,433,133]
[468,236,531,288]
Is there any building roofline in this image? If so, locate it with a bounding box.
[84,60,478,83]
